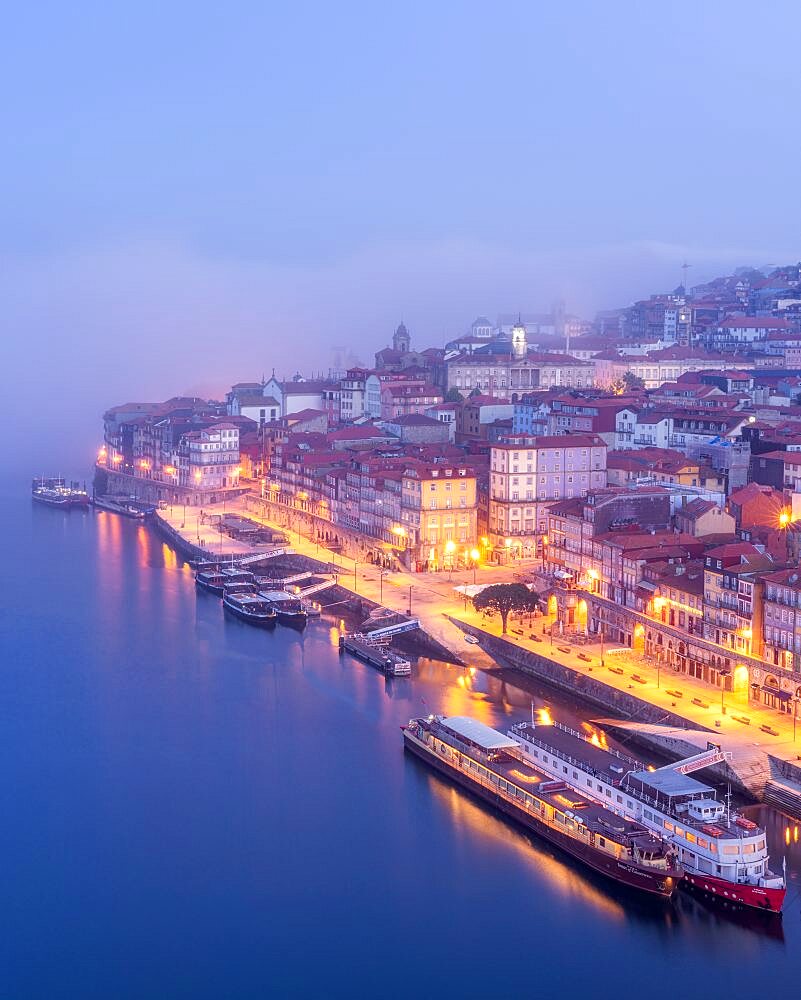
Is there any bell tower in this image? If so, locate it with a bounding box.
[393,321,410,353]
[511,315,527,359]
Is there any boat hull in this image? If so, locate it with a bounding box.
[404,732,677,899]
[196,578,225,596]
[683,871,786,913]
[91,499,147,519]
[275,610,307,630]
[223,601,277,629]
[32,494,71,508]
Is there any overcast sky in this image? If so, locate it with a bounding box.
[3,1,801,471]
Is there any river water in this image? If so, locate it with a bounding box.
[3,489,800,998]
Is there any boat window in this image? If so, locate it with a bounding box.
[722,846,739,855]
[562,766,568,775]
[709,842,717,853]
[605,789,611,798]
[543,755,549,763]
[743,843,756,854]
[758,838,765,850]
[664,821,674,832]
[596,783,603,793]
[572,771,578,780]
[644,810,653,821]
[599,837,606,847]
[697,837,708,849]
[686,832,696,844]
[616,795,622,804]
[586,778,592,787]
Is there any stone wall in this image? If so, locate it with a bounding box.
[96,466,250,508]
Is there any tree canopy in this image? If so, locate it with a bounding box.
[444,387,464,403]
[472,583,540,634]
[622,370,645,391]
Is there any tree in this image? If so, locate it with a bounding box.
[444,387,464,403]
[472,583,540,635]
[468,386,482,398]
[622,371,645,391]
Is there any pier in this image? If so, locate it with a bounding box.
[339,633,411,676]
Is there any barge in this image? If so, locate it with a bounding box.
[509,720,786,913]
[223,590,277,628]
[404,715,681,898]
[91,494,155,518]
[258,590,308,629]
[339,633,411,676]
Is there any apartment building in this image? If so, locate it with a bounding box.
[488,434,607,558]
[400,463,478,572]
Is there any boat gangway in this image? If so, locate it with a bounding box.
[366,618,420,639]
[238,548,293,566]
[298,578,337,598]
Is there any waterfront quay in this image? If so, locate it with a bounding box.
[155,492,801,817]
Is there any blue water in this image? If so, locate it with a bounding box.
[2,489,800,998]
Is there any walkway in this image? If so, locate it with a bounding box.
[159,495,801,773]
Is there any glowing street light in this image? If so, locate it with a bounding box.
[470,547,480,584]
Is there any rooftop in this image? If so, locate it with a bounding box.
[441,716,520,751]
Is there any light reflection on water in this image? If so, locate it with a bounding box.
[5,498,801,997]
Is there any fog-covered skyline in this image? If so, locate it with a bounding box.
[4,1,801,472]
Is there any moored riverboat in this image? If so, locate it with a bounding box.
[258,590,308,629]
[404,715,681,899]
[509,720,786,914]
[32,478,90,508]
[92,494,155,519]
[223,590,277,628]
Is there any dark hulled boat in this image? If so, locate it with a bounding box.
[223,590,277,628]
[403,715,681,899]
[195,568,226,596]
[91,495,155,519]
[258,590,308,629]
[195,566,255,597]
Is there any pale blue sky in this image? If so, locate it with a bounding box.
[3,1,800,469]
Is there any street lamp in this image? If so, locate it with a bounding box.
[793,695,799,742]
[445,539,456,580]
[470,548,480,585]
[719,667,731,714]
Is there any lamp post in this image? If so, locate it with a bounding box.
[408,585,413,616]
[470,548,480,585]
[794,695,799,742]
[445,539,456,581]
[720,668,731,714]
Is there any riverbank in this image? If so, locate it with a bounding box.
[155,497,801,817]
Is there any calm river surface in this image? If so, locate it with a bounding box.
[2,488,800,998]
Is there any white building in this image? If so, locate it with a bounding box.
[339,368,370,421]
[179,423,241,490]
[230,395,280,424]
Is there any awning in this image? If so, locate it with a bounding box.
[762,685,793,702]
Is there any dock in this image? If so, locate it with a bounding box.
[339,633,411,677]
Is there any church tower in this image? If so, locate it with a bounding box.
[393,321,410,353]
[511,316,527,359]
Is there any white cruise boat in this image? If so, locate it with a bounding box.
[507,720,786,914]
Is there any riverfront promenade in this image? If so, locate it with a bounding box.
[157,497,801,786]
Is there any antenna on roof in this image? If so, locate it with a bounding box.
[681,260,691,292]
